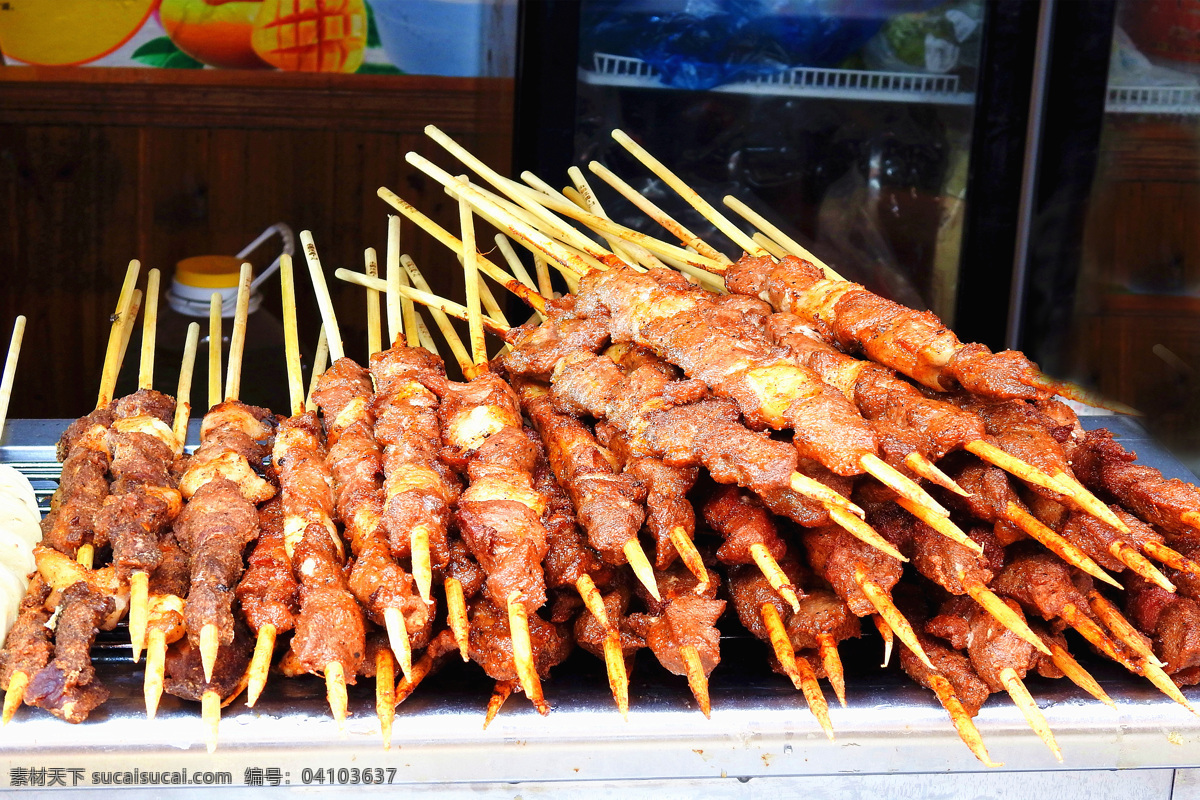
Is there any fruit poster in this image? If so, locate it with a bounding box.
[0,0,516,77]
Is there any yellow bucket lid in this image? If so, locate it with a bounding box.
[174,255,243,289]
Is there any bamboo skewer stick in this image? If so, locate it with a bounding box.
[958,576,1051,656]
[874,615,894,668]
[224,264,252,402]
[905,452,971,498]
[1054,472,1132,535]
[483,681,514,729]
[459,198,487,368]
[927,673,1001,768]
[365,248,382,358]
[1059,601,1196,714]
[761,603,833,737]
[281,255,305,418]
[793,654,835,741]
[444,576,471,662]
[669,526,709,589]
[750,543,800,613]
[611,130,763,258]
[894,496,982,556]
[721,195,847,279]
[129,270,163,661]
[413,312,440,356]
[603,631,630,719]
[854,566,932,670]
[751,232,790,260]
[114,290,143,396]
[377,187,552,312]
[385,216,409,348]
[507,591,549,715]
[400,256,472,372]
[1142,540,1200,580]
[816,633,847,708]
[97,260,141,409]
[450,178,617,276]
[300,233,345,363]
[681,644,711,718]
[0,317,26,445]
[383,607,413,680]
[1047,640,1115,708]
[534,255,555,299]
[306,327,328,413]
[202,687,221,754]
[1088,591,1165,668]
[79,287,143,571]
[495,235,546,322]
[760,602,802,687]
[566,166,639,266]
[587,160,729,263]
[137,269,161,392]
[207,294,222,411]
[1001,502,1120,588]
[376,648,396,749]
[425,125,619,263]
[172,323,200,449]
[335,270,510,335]
[1109,540,1175,593]
[494,166,728,273]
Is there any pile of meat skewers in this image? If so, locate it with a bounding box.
[3,134,1200,768]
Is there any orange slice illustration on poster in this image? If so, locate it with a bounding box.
[159,0,271,70]
[0,0,161,66]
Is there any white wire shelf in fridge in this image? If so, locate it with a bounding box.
[1106,85,1200,116]
[582,53,976,106]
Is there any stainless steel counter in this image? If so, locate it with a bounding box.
[2,416,1199,792]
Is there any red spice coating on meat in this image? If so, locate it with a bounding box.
[467,596,572,683]
[991,548,1092,622]
[516,377,645,564]
[290,523,365,680]
[798,523,903,617]
[1071,428,1200,541]
[113,389,176,426]
[163,623,253,702]
[728,254,1043,401]
[237,497,299,634]
[0,577,53,688]
[530,429,608,589]
[702,485,787,565]
[56,408,115,462]
[899,632,992,717]
[371,348,459,567]
[25,581,114,723]
[641,594,725,678]
[41,447,109,556]
[176,477,260,651]
[501,314,611,377]
[574,582,644,663]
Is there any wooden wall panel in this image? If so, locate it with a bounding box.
[0,67,513,418]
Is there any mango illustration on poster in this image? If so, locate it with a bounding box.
[0,0,513,75]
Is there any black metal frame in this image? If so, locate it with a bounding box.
[513,1,1092,355]
[1013,0,1117,365]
